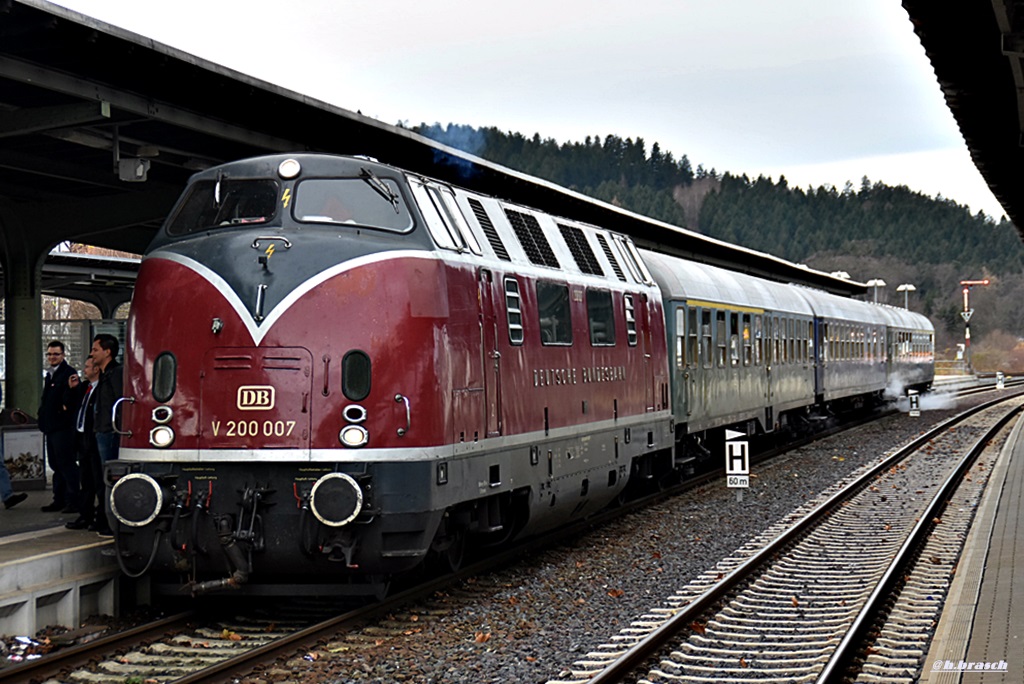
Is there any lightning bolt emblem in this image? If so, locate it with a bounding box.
[265,244,275,259]
[281,188,292,208]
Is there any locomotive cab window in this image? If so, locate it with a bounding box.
[167,179,280,235]
[294,177,413,232]
[411,182,483,254]
[587,289,616,346]
[537,281,572,345]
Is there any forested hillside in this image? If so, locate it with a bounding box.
[415,124,1024,367]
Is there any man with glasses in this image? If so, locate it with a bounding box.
[38,341,80,513]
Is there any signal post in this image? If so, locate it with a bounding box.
[959,279,990,373]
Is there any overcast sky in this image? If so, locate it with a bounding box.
[53,0,1006,220]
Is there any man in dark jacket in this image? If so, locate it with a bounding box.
[38,340,80,513]
[90,334,123,465]
[64,356,111,534]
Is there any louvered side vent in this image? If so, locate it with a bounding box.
[467,198,510,261]
[505,209,560,268]
[595,233,626,281]
[558,224,604,276]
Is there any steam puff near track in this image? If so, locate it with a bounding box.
[896,390,958,412]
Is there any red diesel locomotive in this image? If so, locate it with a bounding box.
[109,154,673,595]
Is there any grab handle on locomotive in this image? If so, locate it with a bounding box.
[395,393,410,437]
[251,235,292,250]
[112,396,135,437]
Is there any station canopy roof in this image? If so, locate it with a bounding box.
[903,0,1024,239]
[2,0,926,297]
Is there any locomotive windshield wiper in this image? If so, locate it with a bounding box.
[360,167,400,213]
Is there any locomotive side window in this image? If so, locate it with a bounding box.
[504,278,525,345]
[294,178,413,232]
[167,179,279,235]
[342,350,372,402]
[624,295,638,346]
[587,289,616,346]
[537,281,572,345]
[152,351,177,403]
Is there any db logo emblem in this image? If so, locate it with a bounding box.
[237,385,275,411]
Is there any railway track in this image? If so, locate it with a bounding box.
[544,390,1024,684]
[0,384,1012,683]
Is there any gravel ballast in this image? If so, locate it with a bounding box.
[238,400,983,684]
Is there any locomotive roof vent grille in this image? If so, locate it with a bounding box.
[558,224,604,276]
[467,198,510,261]
[504,209,560,268]
[595,233,627,281]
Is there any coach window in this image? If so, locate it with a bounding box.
[675,308,686,369]
[624,295,638,346]
[742,314,752,366]
[729,312,740,367]
[587,289,616,346]
[807,321,815,362]
[688,308,699,368]
[701,309,713,369]
[754,315,763,365]
[716,310,727,367]
[504,277,524,345]
[537,282,572,345]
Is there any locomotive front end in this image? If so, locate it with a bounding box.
[110,155,452,596]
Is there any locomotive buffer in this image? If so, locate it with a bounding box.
[725,429,750,494]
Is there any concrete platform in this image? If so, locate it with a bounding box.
[0,489,120,637]
[920,407,1024,683]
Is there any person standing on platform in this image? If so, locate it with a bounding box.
[38,340,80,513]
[64,357,109,533]
[91,334,123,467]
[0,384,28,510]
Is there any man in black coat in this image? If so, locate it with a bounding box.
[91,333,123,466]
[64,356,110,534]
[38,340,80,513]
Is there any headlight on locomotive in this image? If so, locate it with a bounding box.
[149,425,176,448]
[110,473,165,527]
[310,472,363,527]
[339,424,369,448]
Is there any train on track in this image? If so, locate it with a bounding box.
[105,154,934,597]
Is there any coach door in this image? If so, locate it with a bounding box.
[480,269,502,436]
[640,294,656,411]
[199,347,313,459]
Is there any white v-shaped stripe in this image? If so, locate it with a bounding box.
[147,249,438,345]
